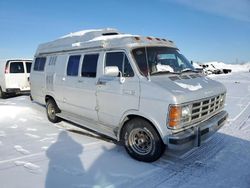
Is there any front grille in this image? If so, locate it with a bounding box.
[190,93,225,123]
[168,93,226,130]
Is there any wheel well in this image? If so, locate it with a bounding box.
[45,95,55,103]
[119,115,162,142]
[45,95,61,112]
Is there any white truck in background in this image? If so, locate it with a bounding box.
[0,59,32,98]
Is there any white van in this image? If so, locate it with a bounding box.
[30,28,228,162]
[0,59,32,98]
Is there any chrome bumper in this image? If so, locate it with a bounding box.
[167,110,228,150]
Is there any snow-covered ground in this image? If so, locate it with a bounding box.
[0,72,250,188]
[199,61,250,72]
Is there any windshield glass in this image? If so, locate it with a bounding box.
[132,47,195,76]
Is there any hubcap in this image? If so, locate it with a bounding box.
[128,128,153,155]
[48,103,56,119]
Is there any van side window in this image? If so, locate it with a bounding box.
[25,62,32,73]
[34,57,46,71]
[105,52,134,77]
[81,54,99,77]
[67,55,81,76]
[10,62,24,73]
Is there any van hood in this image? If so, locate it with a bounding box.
[150,74,226,104]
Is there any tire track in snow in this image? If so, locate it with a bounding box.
[228,102,250,122]
[123,133,227,188]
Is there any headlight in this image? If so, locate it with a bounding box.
[168,104,192,129]
[181,105,192,119]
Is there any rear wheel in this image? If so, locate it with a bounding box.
[0,87,6,99]
[46,99,61,123]
[123,118,165,162]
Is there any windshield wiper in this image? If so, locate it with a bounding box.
[151,71,180,76]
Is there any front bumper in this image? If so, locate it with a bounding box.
[167,110,228,150]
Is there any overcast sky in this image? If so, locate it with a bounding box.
[0,0,249,63]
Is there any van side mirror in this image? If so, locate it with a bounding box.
[104,66,119,77]
[104,66,125,84]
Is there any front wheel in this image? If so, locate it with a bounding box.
[123,118,165,162]
[46,99,61,123]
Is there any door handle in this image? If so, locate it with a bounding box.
[97,80,106,85]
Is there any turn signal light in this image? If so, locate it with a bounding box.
[169,106,181,128]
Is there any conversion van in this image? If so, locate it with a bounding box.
[0,59,32,98]
[30,28,228,162]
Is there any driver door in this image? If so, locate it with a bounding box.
[96,51,140,127]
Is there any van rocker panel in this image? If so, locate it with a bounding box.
[56,111,117,140]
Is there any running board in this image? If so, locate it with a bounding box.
[56,111,117,140]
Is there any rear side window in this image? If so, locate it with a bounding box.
[81,54,99,77]
[34,57,46,71]
[25,62,32,73]
[105,52,134,77]
[67,55,81,76]
[10,62,24,73]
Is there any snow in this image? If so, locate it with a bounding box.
[174,82,202,91]
[156,64,174,72]
[88,34,134,42]
[192,62,201,69]
[0,72,250,187]
[202,61,250,72]
[60,28,119,38]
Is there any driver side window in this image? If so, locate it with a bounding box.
[105,52,134,77]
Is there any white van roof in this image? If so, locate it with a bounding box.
[0,59,32,72]
[35,28,177,56]
[0,59,32,63]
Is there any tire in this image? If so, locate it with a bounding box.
[46,99,61,123]
[122,118,165,162]
[0,87,6,99]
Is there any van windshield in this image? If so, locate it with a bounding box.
[132,47,195,76]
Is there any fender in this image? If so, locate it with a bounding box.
[117,109,165,141]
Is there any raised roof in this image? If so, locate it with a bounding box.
[36,28,177,56]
